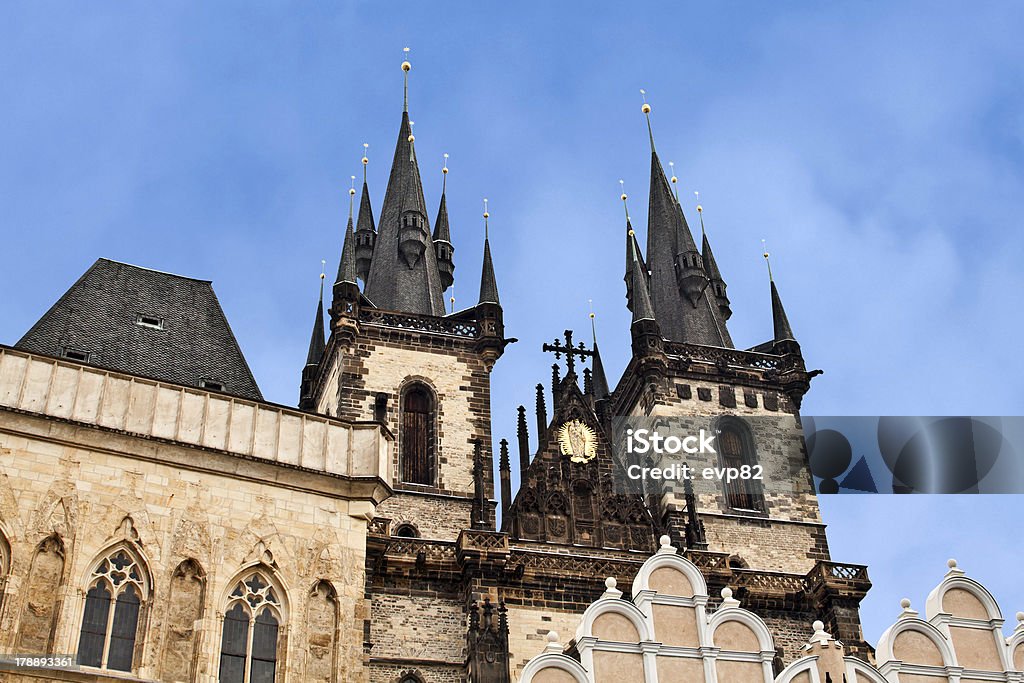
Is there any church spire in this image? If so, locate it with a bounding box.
[434,153,455,291]
[306,266,327,366]
[299,266,327,410]
[764,244,798,348]
[640,92,730,347]
[630,251,656,324]
[621,181,647,313]
[363,49,447,315]
[589,308,610,400]
[336,178,359,286]
[697,200,731,321]
[478,199,500,305]
[354,144,377,283]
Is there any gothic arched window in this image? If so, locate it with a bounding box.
[219,569,284,683]
[393,523,420,538]
[717,420,766,513]
[77,545,149,672]
[400,383,435,485]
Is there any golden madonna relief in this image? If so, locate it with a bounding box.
[557,419,598,463]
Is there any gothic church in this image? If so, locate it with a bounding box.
[2,56,1016,683]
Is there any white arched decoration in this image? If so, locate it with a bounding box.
[574,576,652,679]
[1006,614,1024,673]
[923,559,1012,675]
[520,632,590,683]
[707,589,776,683]
[876,602,960,681]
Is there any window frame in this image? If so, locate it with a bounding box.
[398,381,437,486]
[76,544,150,673]
[713,416,767,515]
[217,568,287,683]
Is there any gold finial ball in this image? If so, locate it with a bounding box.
[407,134,415,143]
[349,188,356,196]
[483,211,490,218]
[671,175,678,184]
[696,204,703,213]
[642,103,651,114]
[402,60,411,72]
[620,193,628,201]
[362,156,368,165]
[442,166,448,174]
[763,251,770,259]
[627,228,635,237]
[589,312,595,319]
[320,272,326,280]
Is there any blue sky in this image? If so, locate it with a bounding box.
[2,2,1023,644]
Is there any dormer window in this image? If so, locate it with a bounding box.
[61,347,91,362]
[135,314,165,330]
[199,378,225,392]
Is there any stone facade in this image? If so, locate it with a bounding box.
[0,348,390,682]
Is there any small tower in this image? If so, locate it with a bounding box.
[434,154,456,290]
[698,201,732,321]
[354,144,377,283]
[299,268,327,410]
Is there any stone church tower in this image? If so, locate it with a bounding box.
[295,60,871,682]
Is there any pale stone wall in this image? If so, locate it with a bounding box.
[506,606,583,681]
[0,348,391,683]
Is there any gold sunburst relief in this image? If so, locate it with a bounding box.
[558,419,598,463]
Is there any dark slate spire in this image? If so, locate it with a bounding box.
[764,249,798,347]
[590,315,610,399]
[362,56,446,315]
[516,405,530,478]
[498,438,511,520]
[354,154,377,284]
[335,184,359,286]
[433,156,455,291]
[478,203,500,305]
[699,206,731,321]
[305,273,327,367]
[620,184,647,314]
[630,253,656,324]
[771,280,795,342]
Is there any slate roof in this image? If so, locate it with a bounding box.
[15,258,263,400]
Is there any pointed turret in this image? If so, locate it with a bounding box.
[354,155,377,284]
[336,183,359,286]
[698,205,731,321]
[620,183,647,314]
[589,314,610,400]
[639,95,731,347]
[434,155,455,291]
[764,248,799,353]
[300,272,327,410]
[478,203,500,305]
[630,255,656,324]
[363,55,446,315]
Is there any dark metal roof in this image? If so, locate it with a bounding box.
[363,111,447,315]
[15,258,263,400]
[478,235,500,305]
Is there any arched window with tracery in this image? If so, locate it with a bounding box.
[219,569,285,683]
[717,419,766,513]
[77,545,149,672]
[400,383,435,485]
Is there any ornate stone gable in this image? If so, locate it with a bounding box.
[505,376,656,553]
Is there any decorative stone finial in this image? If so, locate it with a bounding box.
[1017,611,1024,622]
[720,586,741,609]
[602,575,622,599]
[657,534,676,554]
[544,630,562,653]
[947,558,957,569]
[812,620,825,633]
[900,598,912,610]
[722,587,733,600]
